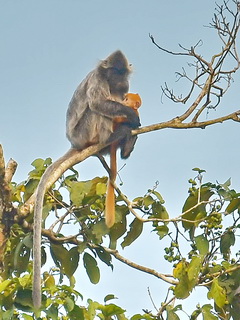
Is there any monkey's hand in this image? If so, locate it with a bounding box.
[125,113,141,128]
[92,100,141,128]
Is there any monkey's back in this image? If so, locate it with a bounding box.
[66,70,112,150]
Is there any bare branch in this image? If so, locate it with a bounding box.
[149,34,189,56]
[94,245,178,285]
[133,109,240,136]
[151,0,240,123]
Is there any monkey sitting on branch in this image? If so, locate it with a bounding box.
[33,50,141,309]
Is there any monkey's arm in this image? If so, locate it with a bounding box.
[90,100,141,128]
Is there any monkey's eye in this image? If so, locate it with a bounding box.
[110,67,127,75]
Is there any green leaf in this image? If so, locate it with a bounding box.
[173,261,191,299]
[78,242,87,254]
[220,231,235,255]
[151,202,169,219]
[95,246,113,269]
[202,304,218,320]
[231,295,240,320]
[100,303,125,317]
[166,307,180,320]
[45,304,58,320]
[29,158,52,178]
[68,305,85,320]
[1,310,14,320]
[69,181,92,206]
[22,234,33,249]
[226,198,240,214]
[220,178,231,190]
[63,167,79,183]
[83,253,100,284]
[143,195,154,207]
[155,225,169,239]
[0,279,12,292]
[50,243,68,270]
[195,234,209,256]
[43,272,56,289]
[121,218,143,249]
[130,315,153,320]
[92,220,108,243]
[87,299,101,320]
[50,245,79,278]
[11,182,24,202]
[188,256,202,283]
[15,289,33,311]
[64,247,80,278]
[96,182,107,195]
[104,294,116,303]
[13,241,30,274]
[31,158,46,170]
[192,168,206,174]
[207,278,227,308]
[18,274,31,288]
[64,296,75,312]
[23,179,39,201]
[22,314,33,320]
[182,186,213,231]
[152,190,165,203]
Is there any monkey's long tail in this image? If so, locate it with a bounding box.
[105,143,117,228]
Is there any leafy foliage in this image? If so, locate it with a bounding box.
[1,1,240,318]
[1,157,240,319]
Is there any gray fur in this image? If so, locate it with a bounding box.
[66,50,140,158]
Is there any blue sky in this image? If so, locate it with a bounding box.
[1,0,240,317]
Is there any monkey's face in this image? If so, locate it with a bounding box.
[99,51,131,98]
[106,67,129,97]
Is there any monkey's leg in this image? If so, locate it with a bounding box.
[107,125,138,159]
[120,135,138,159]
[106,124,132,144]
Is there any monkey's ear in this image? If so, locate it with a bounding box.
[100,50,132,72]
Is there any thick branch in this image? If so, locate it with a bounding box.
[133,109,240,136]
[5,159,17,184]
[0,146,17,272]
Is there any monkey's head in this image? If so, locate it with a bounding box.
[123,93,142,112]
[98,51,132,98]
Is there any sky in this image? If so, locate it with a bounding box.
[1,0,240,318]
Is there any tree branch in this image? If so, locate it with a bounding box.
[150,1,240,124]
[18,144,107,218]
[100,246,178,285]
[133,109,240,136]
[20,218,178,286]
